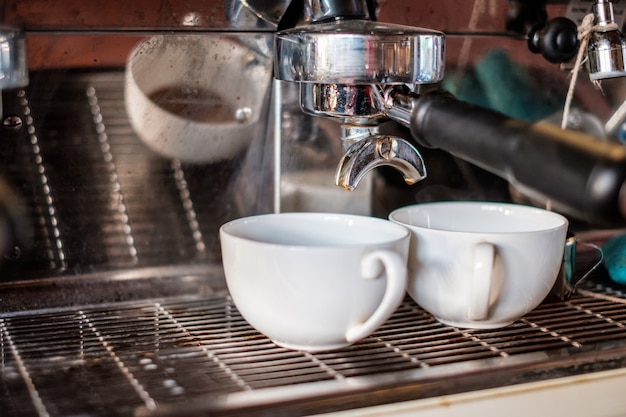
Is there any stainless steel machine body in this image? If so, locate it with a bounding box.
[2,1,626,416]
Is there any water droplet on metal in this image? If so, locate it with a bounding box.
[5,245,21,260]
[235,107,252,123]
[3,115,23,131]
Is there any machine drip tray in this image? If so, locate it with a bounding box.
[3,275,626,417]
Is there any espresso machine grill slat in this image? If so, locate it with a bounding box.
[3,285,626,417]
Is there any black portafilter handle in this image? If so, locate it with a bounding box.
[528,17,579,63]
[402,91,626,227]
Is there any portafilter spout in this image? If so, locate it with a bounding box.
[336,125,426,191]
[274,18,445,189]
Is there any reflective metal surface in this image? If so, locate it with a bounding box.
[275,15,443,194]
[300,84,386,124]
[0,27,29,90]
[587,0,626,80]
[547,234,604,302]
[336,135,426,191]
[274,20,445,84]
[0,67,274,280]
[238,0,291,26]
[305,0,371,23]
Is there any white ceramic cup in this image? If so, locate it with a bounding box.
[389,202,568,329]
[125,35,272,163]
[220,212,410,352]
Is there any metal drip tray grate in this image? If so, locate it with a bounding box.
[4,284,626,417]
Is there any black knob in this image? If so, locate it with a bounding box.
[506,0,548,35]
[528,17,580,63]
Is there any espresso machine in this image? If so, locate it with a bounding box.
[4,1,626,416]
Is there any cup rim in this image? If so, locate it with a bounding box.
[220,212,410,248]
[388,201,568,235]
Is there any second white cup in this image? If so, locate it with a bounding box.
[389,202,568,329]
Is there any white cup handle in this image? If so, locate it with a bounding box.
[467,242,495,321]
[345,249,407,343]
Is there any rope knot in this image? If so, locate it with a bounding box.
[578,13,596,39]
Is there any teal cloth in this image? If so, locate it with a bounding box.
[442,49,562,122]
[602,233,626,285]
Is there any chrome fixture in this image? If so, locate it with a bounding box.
[587,0,626,80]
[0,26,28,117]
[274,16,445,190]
